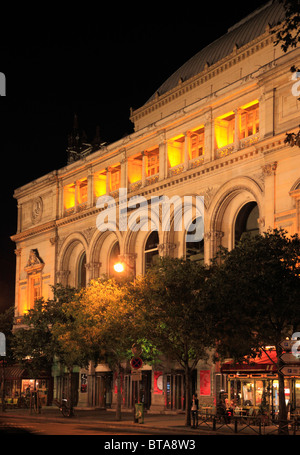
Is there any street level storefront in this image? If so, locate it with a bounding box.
[221,352,300,417]
[0,364,53,407]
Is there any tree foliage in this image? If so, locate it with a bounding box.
[207,229,300,432]
[275,0,300,54]
[133,257,215,426]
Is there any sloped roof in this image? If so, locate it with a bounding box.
[147,0,285,103]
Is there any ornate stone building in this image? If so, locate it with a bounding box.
[11,1,300,411]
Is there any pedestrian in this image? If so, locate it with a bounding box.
[191,393,199,428]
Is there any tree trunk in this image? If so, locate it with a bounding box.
[116,364,122,421]
[277,347,288,435]
[185,364,192,427]
[67,366,74,417]
[278,370,288,434]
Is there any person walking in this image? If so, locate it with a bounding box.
[191,393,199,428]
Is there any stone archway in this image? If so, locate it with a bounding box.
[208,177,263,260]
[57,232,88,287]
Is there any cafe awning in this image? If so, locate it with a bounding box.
[2,366,26,379]
[221,350,278,373]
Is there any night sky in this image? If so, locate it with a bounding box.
[0,1,270,312]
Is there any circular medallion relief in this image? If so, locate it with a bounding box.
[31,197,43,223]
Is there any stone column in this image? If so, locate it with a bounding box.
[158,131,167,180]
[204,109,213,162]
[87,168,94,208]
[262,162,277,229]
[205,230,224,263]
[106,168,111,194]
[184,131,191,170]
[234,109,240,151]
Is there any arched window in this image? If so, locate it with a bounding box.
[185,217,204,263]
[145,231,159,271]
[78,252,86,288]
[235,202,259,245]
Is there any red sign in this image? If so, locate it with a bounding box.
[130,357,143,369]
[200,370,211,396]
[154,371,163,395]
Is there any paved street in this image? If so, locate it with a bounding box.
[0,407,298,438]
[0,408,203,436]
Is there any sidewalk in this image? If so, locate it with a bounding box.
[0,406,292,435]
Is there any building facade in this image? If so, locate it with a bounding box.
[11,1,300,412]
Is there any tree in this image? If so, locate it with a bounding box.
[206,229,300,434]
[133,257,214,426]
[0,306,14,411]
[13,284,89,416]
[78,278,142,421]
[274,0,300,56]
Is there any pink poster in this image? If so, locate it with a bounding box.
[200,370,211,395]
[153,371,163,394]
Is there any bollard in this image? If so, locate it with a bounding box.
[234,418,238,433]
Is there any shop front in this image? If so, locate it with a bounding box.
[221,353,300,418]
[0,365,52,407]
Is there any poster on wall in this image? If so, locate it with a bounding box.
[200,370,211,396]
[154,371,163,394]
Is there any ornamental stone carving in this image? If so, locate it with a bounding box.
[31,197,43,224]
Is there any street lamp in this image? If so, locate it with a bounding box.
[113,262,125,273]
[113,254,136,279]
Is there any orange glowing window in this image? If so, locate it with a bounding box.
[240,101,259,139]
[168,135,185,168]
[31,275,41,308]
[94,171,107,198]
[146,148,159,177]
[215,112,235,149]
[128,154,143,184]
[78,178,88,205]
[190,127,205,159]
[110,166,121,192]
[64,183,76,210]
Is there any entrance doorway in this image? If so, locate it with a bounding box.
[123,371,151,409]
[95,373,112,408]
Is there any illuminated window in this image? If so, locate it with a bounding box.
[215,112,235,149]
[128,154,143,184]
[30,275,41,308]
[240,101,259,139]
[146,148,159,177]
[94,170,107,198]
[78,178,88,205]
[110,166,121,192]
[167,135,185,167]
[190,127,205,159]
[64,183,76,210]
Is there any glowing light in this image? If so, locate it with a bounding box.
[78,178,88,204]
[128,155,142,184]
[113,262,125,273]
[215,112,235,149]
[168,135,184,168]
[94,172,107,198]
[64,183,75,210]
